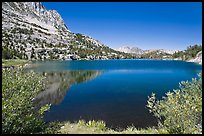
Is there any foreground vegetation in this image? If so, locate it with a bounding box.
[147,73,202,134]
[53,120,168,134]
[2,68,50,133]
[2,67,202,134]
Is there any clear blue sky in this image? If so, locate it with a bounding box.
[42,2,202,51]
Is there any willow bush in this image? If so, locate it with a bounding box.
[2,68,50,134]
[147,73,202,134]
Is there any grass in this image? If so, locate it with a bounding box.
[54,120,169,134]
[2,59,30,67]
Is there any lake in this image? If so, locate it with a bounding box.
[27,59,202,130]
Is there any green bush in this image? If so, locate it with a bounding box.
[147,73,202,134]
[2,68,50,134]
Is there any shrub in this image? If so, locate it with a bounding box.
[147,73,202,134]
[2,68,50,134]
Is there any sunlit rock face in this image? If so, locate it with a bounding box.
[2,2,68,32]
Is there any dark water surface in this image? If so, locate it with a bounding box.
[27,60,202,130]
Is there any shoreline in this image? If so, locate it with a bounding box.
[2,58,202,70]
[2,59,32,69]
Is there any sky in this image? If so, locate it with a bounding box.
[42,2,202,51]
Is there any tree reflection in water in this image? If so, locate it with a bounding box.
[33,70,102,110]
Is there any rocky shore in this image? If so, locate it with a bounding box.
[187,51,202,65]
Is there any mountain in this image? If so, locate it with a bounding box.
[115,46,144,55]
[115,46,178,55]
[115,46,179,59]
[141,50,173,59]
[2,2,133,60]
[143,49,178,54]
[2,2,196,61]
[159,49,178,55]
[2,2,68,31]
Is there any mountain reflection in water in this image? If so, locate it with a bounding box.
[33,70,102,110]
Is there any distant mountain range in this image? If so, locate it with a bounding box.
[115,46,144,54]
[115,46,178,55]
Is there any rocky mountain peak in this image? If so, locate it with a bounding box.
[2,2,68,31]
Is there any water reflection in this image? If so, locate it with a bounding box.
[33,70,102,110]
[26,60,202,129]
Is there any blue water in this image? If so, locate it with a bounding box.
[28,60,202,130]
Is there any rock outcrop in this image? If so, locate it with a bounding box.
[188,51,202,64]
